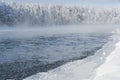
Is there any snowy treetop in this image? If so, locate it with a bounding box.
[1,2,120,26]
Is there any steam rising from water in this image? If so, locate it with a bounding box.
[0,1,119,79]
[0,25,119,39]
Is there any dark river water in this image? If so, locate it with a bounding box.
[0,33,110,80]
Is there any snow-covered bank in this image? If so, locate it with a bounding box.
[24,31,119,80]
[93,35,120,80]
[24,59,97,80]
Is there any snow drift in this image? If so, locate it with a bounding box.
[1,2,120,26]
[93,34,120,80]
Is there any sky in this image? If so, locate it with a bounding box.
[2,0,120,7]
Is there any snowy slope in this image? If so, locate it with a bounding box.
[24,59,97,80]
[93,35,120,80]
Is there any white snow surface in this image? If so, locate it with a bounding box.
[93,35,120,80]
[24,31,120,80]
[24,60,97,80]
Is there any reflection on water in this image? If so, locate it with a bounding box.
[0,33,110,79]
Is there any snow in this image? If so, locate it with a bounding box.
[24,58,97,80]
[24,31,120,80]
[93,36,120,80]
[1,1,120,80]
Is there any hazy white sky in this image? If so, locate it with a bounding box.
[2,0,120,7]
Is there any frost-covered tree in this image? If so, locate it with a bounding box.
[0,2,17,25]
[1,2,120,26]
